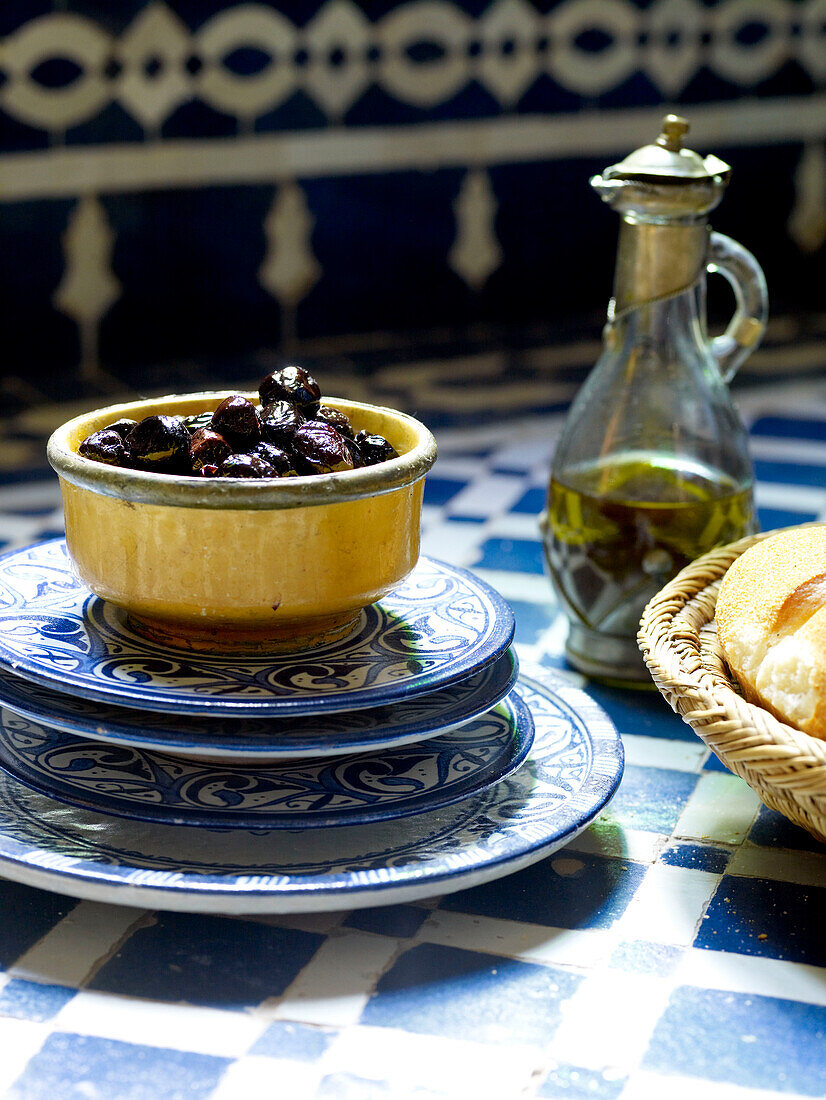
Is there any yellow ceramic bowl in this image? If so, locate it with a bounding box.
[48,392,437,653]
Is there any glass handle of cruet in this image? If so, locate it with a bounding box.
[706,231,769,384]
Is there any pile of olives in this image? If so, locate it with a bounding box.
[78,367,399,479]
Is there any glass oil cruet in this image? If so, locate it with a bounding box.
[542,115,768,683]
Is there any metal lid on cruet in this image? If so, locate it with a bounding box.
[592,115,731,218]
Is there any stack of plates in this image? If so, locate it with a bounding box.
[0,539,623,914]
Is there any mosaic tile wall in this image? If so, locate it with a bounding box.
[0,0,825,398]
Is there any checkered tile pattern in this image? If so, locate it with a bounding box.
[0,351,825,1098]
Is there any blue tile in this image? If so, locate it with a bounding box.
[474,537,545,574]
[751,416,826,441]
[537,1063,626,1099]
[748,805,826,854]
[162,99,237,140]
[8,1032,230,1100]
[585,682,697,742]
[0,469,54,487]
[511,486,546,515]
[0,881,77,970]
[343,905,429,939]
[659,843,731,873]
[605,765,699,834]
[608,941,683,977]
[643,986,826,1095]
[757,506,818,531]
[88,913,323,1009]
[0,3,51,37]
[695,874,826,965]
[0,504,58,517]
[423,477,467,506]
[440,853,646,929]
[66,100,144,146]
[251,1021,336,1062]
[753,458,826,487]
[507,598,557,646]
[702,750,732,772]
[0,979,76,1022]
[361,943,581,1045]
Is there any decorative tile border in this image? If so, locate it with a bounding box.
[1,0,823,133]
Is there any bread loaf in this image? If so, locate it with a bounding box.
[716,525,826,738]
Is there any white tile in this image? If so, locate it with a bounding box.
[417,910,615,969]
[9,903,148,987]
[539,610,575,654]
[242,911,345,936]
[323,1025,537,1099]
[567,824,665,864]
[474,568,556,605]
[0,1019,50,1094]
[208,1056,322,1100]
[548,971,673,1073]
[423,456,493,480]
[449,474,526,518]
[620,1070,793,1100]
[0,515,59,545]
[612,865,720,946]
[436,414,560,455]
[488,436,558,472]
[420,520,488,565]
[750,435,826,463]
[486,512,547,539]
[268,932,399,1027]
[621,735,707,773]
[674,948,826,1007]
[755,482,826,514]
[728,843,826,888]
[0,481,62,508]
[52,990,267,1058]
[673,773,761,844]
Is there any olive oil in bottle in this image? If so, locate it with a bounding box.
[544,453,756,639]
[544,116,766,680]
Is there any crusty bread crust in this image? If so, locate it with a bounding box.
[716,525,826,738]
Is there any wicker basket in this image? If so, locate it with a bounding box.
[638,528,826,844]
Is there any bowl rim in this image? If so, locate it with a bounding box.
[47,391,437,510]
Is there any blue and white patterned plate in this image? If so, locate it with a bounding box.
[0,650,518,762]
[0,540,515,717]
[0,666,623,913]
[0,691,532,829]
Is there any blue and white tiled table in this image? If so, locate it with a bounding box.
[0,348,824,1100]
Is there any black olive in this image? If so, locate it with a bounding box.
[343,436,364,468]
[315,405,355,439]
[79,429,129,467]
[218,453,279,478]
[183,411,214,435]
[250,441,296,476]
[190,428,232,472]
[292,421,355,475]
[105,418,138,439]
[211,395,262,450]
[259,366,321,416]
[355,430,399,466]
[260,400,305,448]
[125,415,191,472]
[197,464,220,477]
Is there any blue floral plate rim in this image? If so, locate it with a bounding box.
[0,649,518,762]
[0,539,515,717]
[0,689,534,830]
[0,665,623,913]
